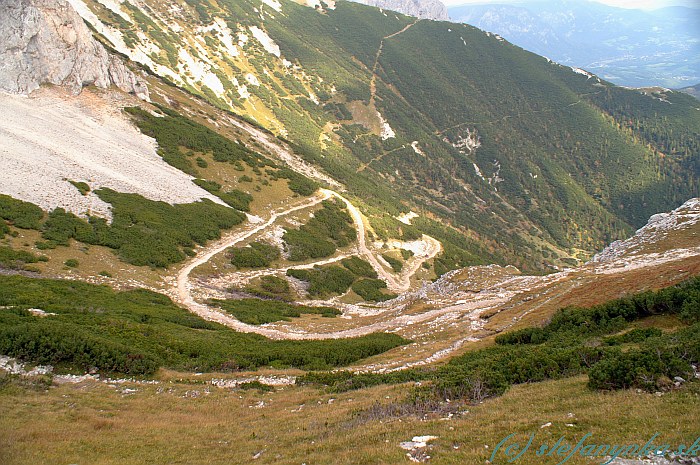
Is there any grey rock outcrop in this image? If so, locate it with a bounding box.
[352,0,449,21]
[591,198,700,263]
[0,0,148,98]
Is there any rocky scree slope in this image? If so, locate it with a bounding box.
[592,198,700,263]
[0,0,237,219]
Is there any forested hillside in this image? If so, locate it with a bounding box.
[41,0,700,271]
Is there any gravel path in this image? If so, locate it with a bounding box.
[173,188,444,340]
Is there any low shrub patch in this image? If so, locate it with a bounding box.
[210,298,340,325]
[0,276,408,374]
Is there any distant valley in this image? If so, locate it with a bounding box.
[449,0,700,89]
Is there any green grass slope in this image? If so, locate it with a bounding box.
[64,0,700,271]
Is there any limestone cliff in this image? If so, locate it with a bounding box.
[0,0,148,98]
[352,0,449,20]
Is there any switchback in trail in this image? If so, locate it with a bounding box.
[172,188,441,340]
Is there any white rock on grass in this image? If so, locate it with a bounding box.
[400,436,438,463]
[249,26,280,57]
[400,435,438,450]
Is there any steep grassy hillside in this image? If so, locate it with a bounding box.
[46,0,700,272]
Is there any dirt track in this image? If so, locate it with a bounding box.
[173,188,442,340]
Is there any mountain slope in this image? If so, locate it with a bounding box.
[7,0,700,275]
[2,259,699,465]
[0,2,698,461]
[680,83,700,100]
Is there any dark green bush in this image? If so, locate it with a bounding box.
[496,277,700,346]
[230,241,280,268]
[193,179,222,192]
[341,256,377,278]
[495,327,548,345]
[230,247,269,268]
[283,199,356,261]
[0,321,159,375]
[283,229,336,261]
[0,276,407,374]
[68,180,90,196]
[244,275,293,300]
[0,247,43,270]
[382,254,403,273]
[277,168,318,196]
[298,369,424,393]
[289,257,392,301]
[288,265,356,298]
[38,189,245,268]
[210,298,339,325]
[217,190,253,211]
[603,327,663,345]
[258,275,290,294]
[352,278,397,302]
[124,106,263,175]
[238,380,274,392]
[0,195,44,229]
[588,333,697,392]
[194,179,253,211]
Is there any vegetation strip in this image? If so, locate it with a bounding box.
[0,275,408,375]
[299,276,700,404]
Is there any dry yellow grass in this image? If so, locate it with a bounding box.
[1,375,698,464]
[2,228,166,289]
[194,154,297,217]
[486,255,700,334]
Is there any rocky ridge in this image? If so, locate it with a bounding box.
[351,0,449,20]
[0,0,148,98]
[592,198,700,263]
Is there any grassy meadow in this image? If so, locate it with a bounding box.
[0,373,697,465]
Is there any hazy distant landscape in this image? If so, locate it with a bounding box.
[449,0,700,88]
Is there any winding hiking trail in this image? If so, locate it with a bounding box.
[332,190,441,293]
[369,20,418,105]
[356,143,407,173]
[173,188,442,340]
